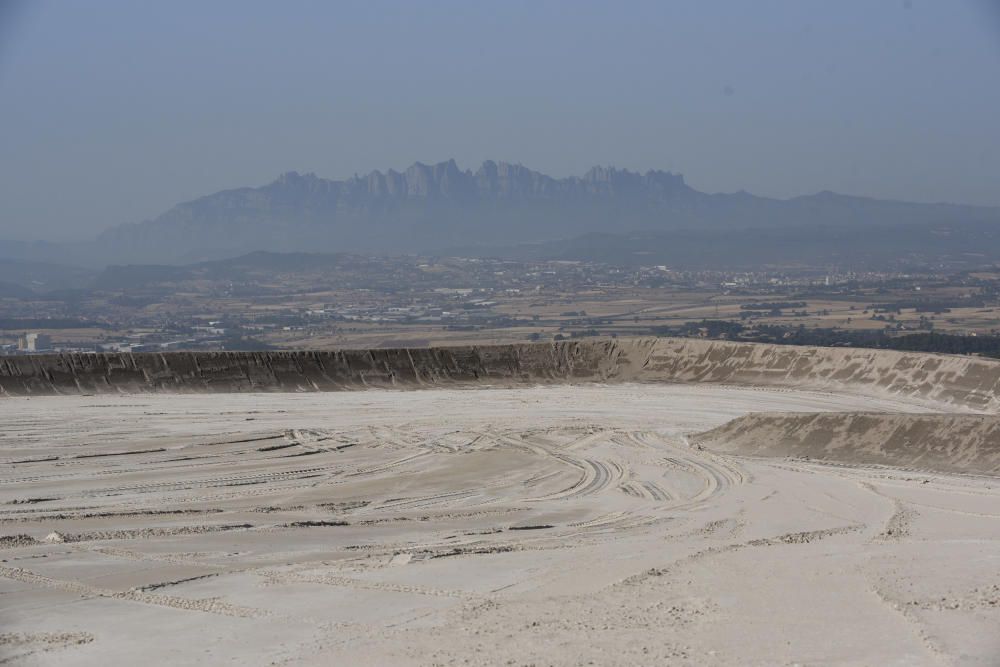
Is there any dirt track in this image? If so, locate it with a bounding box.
[2,384,998,665]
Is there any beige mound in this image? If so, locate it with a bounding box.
[692,412,1000,475]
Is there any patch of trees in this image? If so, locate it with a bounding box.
[879,332,1000,358]
[869,298,986,314]
[653,319,745,338]
[569,328,601,338]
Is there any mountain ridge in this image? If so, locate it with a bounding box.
[9,159,1000,266]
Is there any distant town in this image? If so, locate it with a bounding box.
[5,252,1000,358]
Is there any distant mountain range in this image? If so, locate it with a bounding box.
[451,222,1000,270]
[4,159,1000,267]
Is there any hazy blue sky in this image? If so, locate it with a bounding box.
[1,0,999,240]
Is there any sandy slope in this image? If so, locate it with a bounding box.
[693,412,1000,475]
[1,384,998,665]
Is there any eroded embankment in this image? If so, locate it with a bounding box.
[0,339,647,397]
[640,337,1000,411]
[4,338,1000,411]
[692,412,1000,475]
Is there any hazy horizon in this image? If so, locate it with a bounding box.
[1,0,1000,241]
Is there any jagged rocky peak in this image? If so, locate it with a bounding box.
[273,170,317,186]
[264,160,686,201]
[353,159,470,198]
[397,160,465,198]
[644,169,685,187]
[475,161,554,197]
[582,166,686,192]
[269,170,333,196]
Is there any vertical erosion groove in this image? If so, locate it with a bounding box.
[1,337,1000,410]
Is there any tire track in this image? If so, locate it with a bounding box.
[0,565,268,618]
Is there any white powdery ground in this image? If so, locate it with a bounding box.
[0,385,997,665]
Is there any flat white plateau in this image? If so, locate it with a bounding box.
[1,385,997,665]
